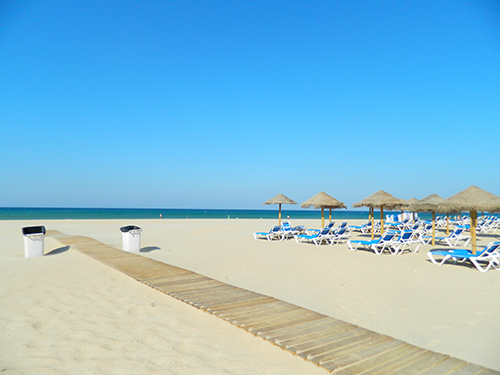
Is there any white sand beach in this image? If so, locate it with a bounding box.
[1,218,500,374]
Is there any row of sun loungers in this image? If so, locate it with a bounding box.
[254,218,494,246]
[253,218,500,271]
[294,222,351,246]
[441,215,500,233]
[347,230,421,255]
[253,221,306,241]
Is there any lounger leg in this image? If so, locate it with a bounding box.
[427,251,441,265]
[470,258,490,272]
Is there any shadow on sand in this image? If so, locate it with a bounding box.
[45,246,71,256]
[140,246,161,253]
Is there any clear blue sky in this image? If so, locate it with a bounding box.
[1,0,499,209]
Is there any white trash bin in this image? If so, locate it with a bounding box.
[120,225,142,252]
[22,226,46,258]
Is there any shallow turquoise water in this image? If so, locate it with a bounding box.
[0,207,432,221]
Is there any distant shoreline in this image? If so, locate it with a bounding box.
[0,207,435,221]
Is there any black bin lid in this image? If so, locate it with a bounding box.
[120,225,141,232]
[22,226,46,235]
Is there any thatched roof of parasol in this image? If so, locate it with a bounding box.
[301,191,346,209]
[438,185,500,213]
[409,194,445,213]
[263,193,297,206]
[352,190,404,210]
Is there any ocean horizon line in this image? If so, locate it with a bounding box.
[0,207,434,221]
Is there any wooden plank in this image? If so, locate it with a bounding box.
[279,320,359,349]
[170,284,243,299]
[202,295,276,312]
[144,277,217,292]
[150,278,218,292]
[168,282,243,295]
[153,278,225,293]
[313,334,395,365]
[289,327,369,356]
[180,294,262,309]
[234,308,314,330]
[417,357,467,375]
[383,350,450,374]
[321,338,405,372]
[174,288,257,305]
[251,313,327,336]
[114,261,183,279]
[166,285,236,300]
[139,269,203,284]
[148,273,209,285]
[357,348,428,374]
[226,304,306,326]
[242,308,321,330]
[141,267,201,279]
[297,329,375,359]
[272,319,343,343]
[332,343,423,375]
[451,363,491,375]
[266,317,341,344]
[217,301,293,321]
[191,289,264,305]
[215,298,287,315]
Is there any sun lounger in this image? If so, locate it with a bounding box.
[253,226,282,241]
[279,221,296,240]
[386,219,411,231]
[292,225,307,235]
[347,231,397,255]
[328,226,351,245]
[349,221,371,233]
[420,226,470,247]
[388,230,421,255]
[294,227,332,245]
[414,222,432,242]
[427,241,500,272]
[476,218,499,234]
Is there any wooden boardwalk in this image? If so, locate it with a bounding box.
[48,230,498,375]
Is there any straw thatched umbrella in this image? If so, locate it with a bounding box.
[301,191,346,228]
[263,193,297,225]
[353,190,404,239]
[439,185,500,254]
[409,194,444,246]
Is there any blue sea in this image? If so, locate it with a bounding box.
[0,207,433,221]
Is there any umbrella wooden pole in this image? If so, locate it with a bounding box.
[471,210,477,255]
[446,214,450,235]
[380,206,384,234]
[321,208,325,229]
[370,207,374,240]
[278,204,282,226]
[432,211,436,246]
[329,209,332,224]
